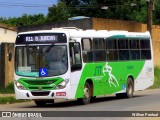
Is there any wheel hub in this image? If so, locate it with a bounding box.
[84,87,89,99]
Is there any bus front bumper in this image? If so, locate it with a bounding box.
[15,87,70,100]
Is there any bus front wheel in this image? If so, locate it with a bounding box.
[77,82,91,105]
[34,100,46,107]
[34,100,54,107]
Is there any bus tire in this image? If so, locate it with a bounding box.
[116,77,134,98]
[34,100,46,107]
[125,77,134,98]
[77,82,91,105]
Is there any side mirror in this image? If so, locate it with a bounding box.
[8,52,12,61]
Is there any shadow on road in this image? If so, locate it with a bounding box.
[23,94,147,108]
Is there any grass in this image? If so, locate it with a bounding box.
[0,83,30,104]
[0,82,14,94]
[0,96,29,104]
[150,66,160,89]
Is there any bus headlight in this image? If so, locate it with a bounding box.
[55,79,69,89]
[15,81,26,90]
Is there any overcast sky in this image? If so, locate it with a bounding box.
[0,0,57,18]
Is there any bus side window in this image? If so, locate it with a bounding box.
[106,39,118,61]
[129,39,140,60]
[69,42,82,71]
[140,39,151,60]
[82,38,92,62]
[118,39,129,61]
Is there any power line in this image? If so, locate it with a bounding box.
[0,1,55,8]
[0,1,51,6]
[0,1,139,10]
[0,0,57,5]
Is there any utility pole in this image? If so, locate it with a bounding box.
[146,0,154,36]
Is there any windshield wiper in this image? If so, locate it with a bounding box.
[39,44,55,56]
[44,43,55,53]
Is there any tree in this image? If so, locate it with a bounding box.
[58,0,110,18]
[153,0,160,25]
[1,0,160,27]
[56,0,150,23]
[0,14,46,27]
[47,1,70,22]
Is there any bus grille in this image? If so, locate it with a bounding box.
[19,78,63,90]
[31,91,50,96]
[28,86,53,90]
[23,80,56,85]
[22,79,58,90]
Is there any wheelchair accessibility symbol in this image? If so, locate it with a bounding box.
[39,68,48,77]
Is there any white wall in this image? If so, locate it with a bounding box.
[0,27,17,43]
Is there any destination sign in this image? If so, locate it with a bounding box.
[25,35,58,42]
[16,33,67,44]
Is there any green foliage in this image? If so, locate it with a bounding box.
[16,14,46,27]
[0,0,160,27]
[0,97,15,104]
[150,66,160,89]
[0,13,46,27]
[57,0,160,24]
[0,82,14,94]
[47,1,70,22]
[0,96,28,104]
[153,0,160,25]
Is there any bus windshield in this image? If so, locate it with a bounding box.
[15,45,68,77]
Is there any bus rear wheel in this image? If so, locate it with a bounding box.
[116,77,134,98]
[125,77,134,98]
[78,82,91,105]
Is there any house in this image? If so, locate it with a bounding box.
[0,23,17,88]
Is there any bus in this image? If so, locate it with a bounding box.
[14,27,154,106]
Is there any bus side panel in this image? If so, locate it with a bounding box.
[70,70,83,99]
[105,61,145,94]
[74,63,106,98]
[75,61,146,98]
[135,36,155,91]
[134,60,154,91]
[74,61,148,98]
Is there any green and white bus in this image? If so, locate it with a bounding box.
[14,27,154,106]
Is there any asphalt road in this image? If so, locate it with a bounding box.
[0,89,160,120]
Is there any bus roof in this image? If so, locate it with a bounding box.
[18,27,151,39]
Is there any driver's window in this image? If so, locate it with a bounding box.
[69,42,82,71]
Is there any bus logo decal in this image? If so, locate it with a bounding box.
[38,86,42,90]
[103,63,119,87]
[94,66,103,76]
[122,84,126,90]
